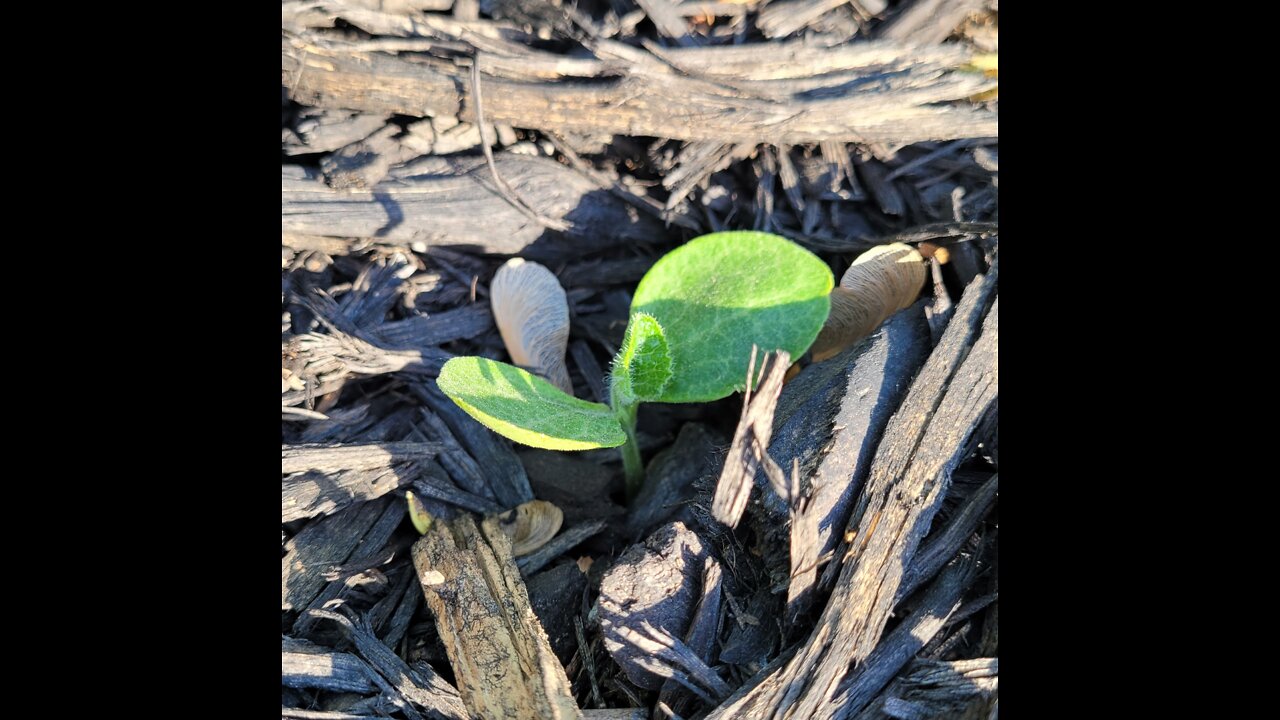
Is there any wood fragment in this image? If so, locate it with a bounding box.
[829,551,980,717]
[310,608,468,720]
[634,0,696,45]
[282,155,664,258]
[283,108,391,156]
[581,711,647,720]
[292,497,406,635]
[282,709,380,720]
[283,496,394,611]
[373,303,494,351]
[281,638,378,693]
[658,556,725,717]
[897,473,997,602]
[283,36,997,145]
[413,513,582,719]
[419,385,534,509]
[706,265,997,719]
[783,308,932,616]
[850,658,997,720]
[282,442,443,474]
[712,349,791,528]
[282,464,413,522]
[879,0,988,44]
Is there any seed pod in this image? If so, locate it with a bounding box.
[500,499,564,557]
[490,258,573,394]
[810,243,926,362]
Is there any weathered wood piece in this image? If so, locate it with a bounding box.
[281,637,377,693]
[283,36,997,145]
[849,658,998,720]
[283,108,391,155]
[283,496,395,611]
[282,328,447,408]
[657,556,725,716]
[598,522,709,690]
[879,0,989,45]
[282,465,413,522]
[412,513,581,720]
[897,473,997,602]
[706,265,997,719]
[756,0,853,39]
[282,155,664,257]
[712,350,791,529]
[281,442,444,522]
[581,711,646,720]
[310,608,468,720]
[373,303,494,351]
[292,497,406,635]
[527,562,590,663]
[282,442,443,474]
[633,0,696,45]
[829,552,980,716]
[781,308,932,615]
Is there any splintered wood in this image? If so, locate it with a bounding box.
[708,265,998,720]
[712,348,792,529]
[282,34,996,145]
[412,514,581,720]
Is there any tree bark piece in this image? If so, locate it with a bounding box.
[412,513,582,720]
[282,155,664,258]
[283,495,396,611]
[781,307,932,616]
[281,441,443,474]
[712,350,791,529]
[706,264,997,720]
[281,637,377,693]
[283,36,997,145]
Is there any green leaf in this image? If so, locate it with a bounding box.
[437,357,626,450]
[632,231,833,403]
[611,313,674,404]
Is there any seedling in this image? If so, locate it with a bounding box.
[437,231,833,497]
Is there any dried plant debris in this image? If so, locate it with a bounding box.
[282,2,997,717]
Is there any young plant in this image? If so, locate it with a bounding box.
[436,231,833,497]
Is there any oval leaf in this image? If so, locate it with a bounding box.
[632,231,833,403]
[611,312,674,404]
[437,357,626,450]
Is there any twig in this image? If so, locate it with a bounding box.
[471,55,570,232]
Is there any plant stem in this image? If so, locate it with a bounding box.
[613,398,644,499]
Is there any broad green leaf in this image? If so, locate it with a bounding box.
[611,313,674,404]
[632,231,833,403]
[437,357,626,450]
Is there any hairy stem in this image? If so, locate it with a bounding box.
[613,397,643,499]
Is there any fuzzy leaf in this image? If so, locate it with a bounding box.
[437,357,626,450]
[611,313,674,404]
[632,231,833,403]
